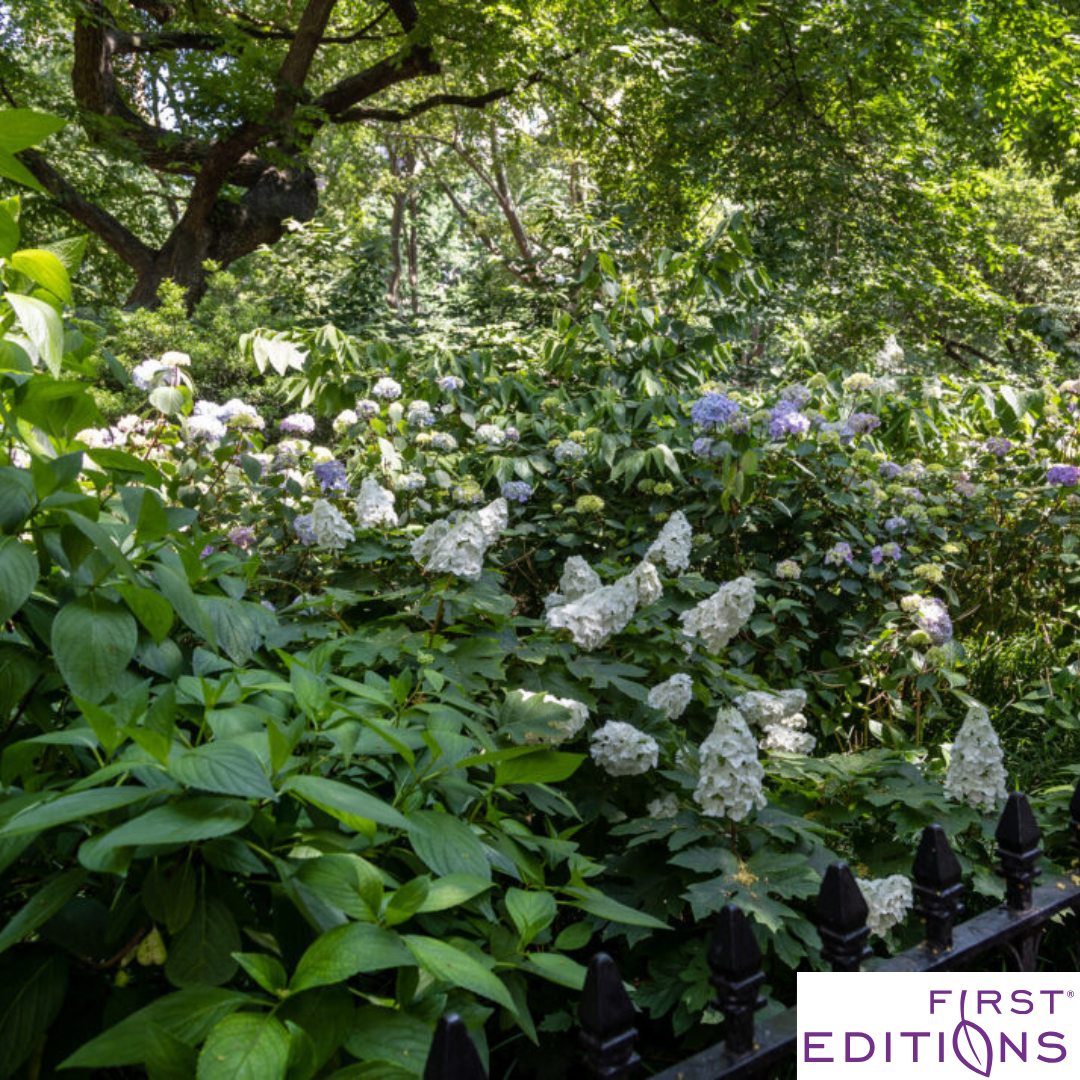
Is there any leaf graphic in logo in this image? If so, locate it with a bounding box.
[953,990,994,1078]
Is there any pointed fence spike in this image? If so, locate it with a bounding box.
[578,952,640,1079]
[995,792,1042,911]
[912,824,964,953]
[816,862,871,971]
[424,1014,488,1080]
[707,904,765,1055]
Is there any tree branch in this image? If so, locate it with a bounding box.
[331,75,541,124]
[315,44,441,118]
[273,0,340,121]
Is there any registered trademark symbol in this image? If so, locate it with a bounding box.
[1069,991,1075,999]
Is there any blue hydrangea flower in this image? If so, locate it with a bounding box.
[554,441,587,464]
[984,437,1011,458]
[228,526,256,550]
[848,412,881,434]
[769,400,811,439]
[1048,464,1079,486]
[501,480,533,503]
[871,545,884,565]
[430,432,459,452]
[313,459,349,493]
[824,541,854,566]
[690,393,741,430]
[505,427,521,443]
[436,375,464,393]
[729,413,751,435]
[915,597,953,645]
[879,461,903,479]
[885,516,908,532]
[200,544,216,559]
[780,384,811,408]
[280,413,315,435]
[293,513,316,545]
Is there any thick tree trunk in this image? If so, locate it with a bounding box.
[386,191,406,311]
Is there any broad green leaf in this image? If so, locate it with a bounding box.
[0,786,159,838]
[505,889,556,946]
[522,952,588,990]
[143,859,198,934]
[294,854,383,921]
[343,1007,433,1076]
[51,595,138,703]
[562,887,668,929]
[0,109,66,152]
[407,811,491,881]
[494,751,585,787]
[196,1013,290,1080]
[0,950,68,1079]
[402,935,515,1013]
[0,204,18,258]
[290,922,413,993]
[6,292,63,374]
[149,385,187,416]
[231,952,287,995]
[165,894,241,989]
[417,873,494,913]
[280,774,407,831]
[0,536,35,624]
[92,796,253,853]
[60,988,251,1069]
[0,467,35,531]
[116,582,174,643]
[145,1024,198,1080]
[0,148,44,191]
[0,869,88,956]
[170,743,275,801]
[10,249,71,302]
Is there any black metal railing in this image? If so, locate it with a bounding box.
[422,782,1080,1079]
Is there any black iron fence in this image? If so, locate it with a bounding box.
[422,784,1080,1079]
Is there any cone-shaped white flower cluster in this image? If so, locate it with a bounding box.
[546,560,662,651]
[590,720,659,776]
[647,673,694,720]
[411,497,507,580]
[735,688,816,755]
[858,874,913,937]
[310,499,355,550]
[646,510,693,574]
[692,707,766,821]
[680,576,756,653]
[514,689,590,744]
[543,555,602,611]
[944,705,1008,812]
[355,477,398,529]
[646,793,679,819]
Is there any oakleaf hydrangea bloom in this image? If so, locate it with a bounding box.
[858,875,913,937]
[690,393,741,430]
[775,559,801,580]
[735,688,816,754]
[648,673,694,720]
[355,477,398,529]
[912,596,952,645]
[475,424,506,446]
[436,374,464,393]
[984,436,1011,458]
[848,412,881,435]
[293,513,316,545]
[646,510,693,574]
[411,498,507,580]
[553,441,587,464]
[514,690,589,744]
[313,459,349,494]
[280,413,315,435]
[590,721,659,777]
[769,400,811,439]
[406,400,436,427]
[310,499,354,550]
[693,707,767,821]
[825,542,854,566]
[501,480,533,503]
[430,432,458,452]
[333,409,358,433]
[356,399,379,418]
[543,555,602,610]
[879,461,903,480]
[680,576,756,653]
[372,377,402,401]
[546,561,662,650]
[228,526,256,550]
[944,705,1008,812]
[1047,464,1080,486]
[396,472,426,492]
[647,794,679,819]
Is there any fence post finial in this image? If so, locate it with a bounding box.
[424,1014,488,1080]
[708,903,765,1055]
[816,862,871,971]
[579,952,640,1079]
[912,823,964,953]
[995,791,1042,911]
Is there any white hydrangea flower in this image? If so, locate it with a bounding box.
[759,719,816,755]
[874,334,905,372]
[543,555,603,610]
[647,794,679,819]
[310,498,355,550]
[693,707,766,821]
[515,690,590,744]
[680,576,756,653]
[590,721,659,777]
[333,409,358,433]
[858,875,913,937]
[546,561,662,651]
[372,377,402,401]
[220,399,263,429]
[355,477,398,529]
[310,445,336,465]
[9,447,30,468]
[160,350,191,368]
[186,414,226,442]
[735,688,814,755]
[648,673,694,720]
[475,424,506,446]
[411,498,506,580]
[646,510,693,574]
[944,705,1008,812]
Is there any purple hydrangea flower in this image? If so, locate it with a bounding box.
[690,393,741,430]
[849,412,881,434]
[780,384,812,408]
[293,513,316,545]
[280,413,315,435]
[200,544,216,559]
[984,437,1011,458]
[882,542,901,560]
[1047,464,1080,486]
[436,375,464,393]
[313,459,349,493]
[879,461,903,479]
[769,400,811,439]
[871,546,884,565]
[885,516,908,532]
[505,427,521,443]
[692,436,716,459]
[356,399,379,418]
[825,542,854,566]
[914,597,953,645]
[819,419,855,444]
[501,480,533,503]
[729,413,751,435]
[228,526,256,550]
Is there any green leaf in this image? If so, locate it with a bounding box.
[0,949,68,1078]
[402,935,515,1013]
[149,385,187,416]
[289,923,413,993]
[417,873,494,914]
[280,774,407,831]
[196,1013,290,1080]
[60,988,251,1069]
[0,536,35,624]
[343,1006,433,1075]
[506,889,556,947]
[232,952,287,995]
[523,952,588,990]
[0,109,66,152]
[165,893,241,989]
[51,595,138,704]
[0,148,44,191]
[91,796,253,853]
[294,854,383,921]
[0,467,35,530]
[0,204,18,259]
[562,887,668,929]
[170,743,276,801]
[0,869,88,956]
[494,751,585,787]
[143,860,198,934]
[116,582,175,643]
[6,292,63,374]
[0,786,159,838]
[407,810,491,881]
[10,249,71,302]
[145,1024,198,1080]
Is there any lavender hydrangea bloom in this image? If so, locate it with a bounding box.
[1047,464,1080,486]
[885,516,908,532]
[691,393,741,430]
[825,542,854,566]
[849,412,881,434]
[436,375,464,393]
[769,400,811,439]
[313,459,349,493]
[914,597,953,645]
[780,384,812,408]
[729,413,751,435]
[356,399,379,417]
[293,513,316,545]
[554,441,587,464]
[818,419,855,444]
[871,546,884,565]
[505,427,521,443]
[372,378,402,401]
[280,413,315,435]
[228,526,256,550]
[430,432,458,452]
[692,437,716,459]
[879,461,903,480]
[882,542,901,560]
[200,544,216,559]
[501,480,533,503]
[984,437,1011,458]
